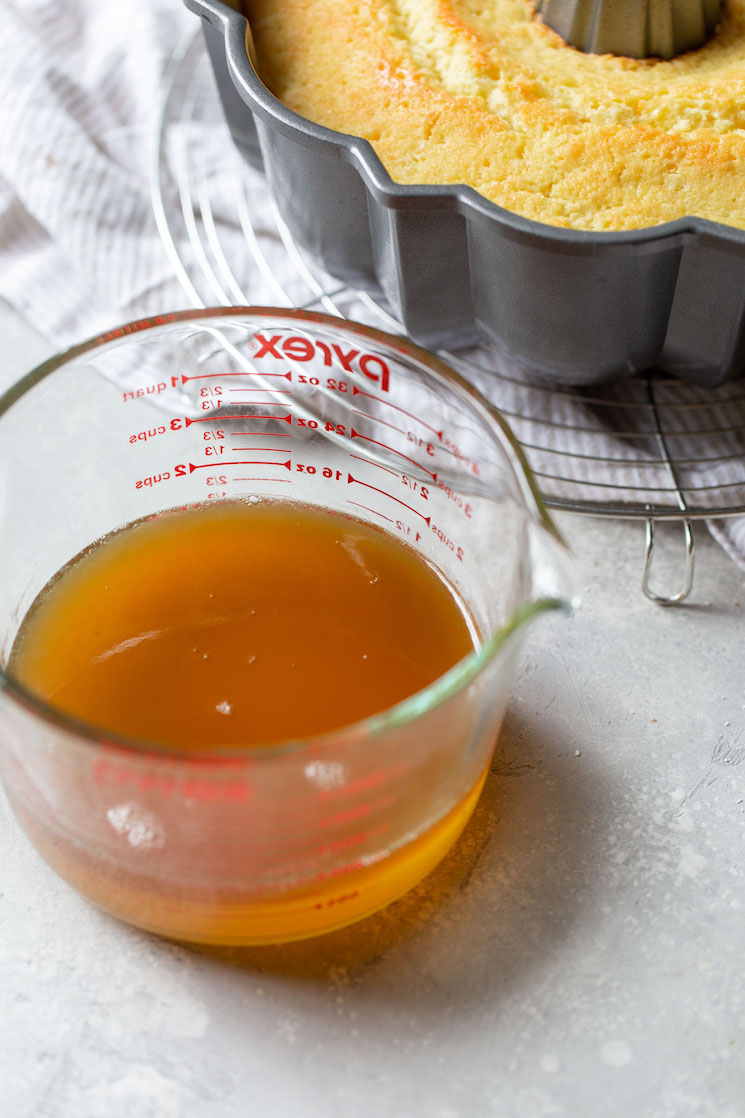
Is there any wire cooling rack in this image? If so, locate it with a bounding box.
[152,29,745,603]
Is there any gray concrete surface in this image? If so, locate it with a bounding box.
[1,300,744,1117]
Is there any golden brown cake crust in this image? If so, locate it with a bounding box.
[242,0,745,232]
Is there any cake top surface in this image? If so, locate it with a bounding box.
[244,0,745,231]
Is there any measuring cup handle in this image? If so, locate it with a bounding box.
[528,521,577,614]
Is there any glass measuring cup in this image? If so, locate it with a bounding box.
[0,308,567,945]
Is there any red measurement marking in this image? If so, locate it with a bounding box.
[231,447,292,453]
[346,474,431,525]
[228,388,293,393]
[349,453,399,478]
[352,410,407,438]
[352,386,443,440]
[347,501,394,524]
[234,477,292,483]
[181,371,292,382]
[314,830,370,857]
[350,429,437,482]
[319,802,372,829]
[230,431,291,437]
[185,414,292,425]
[189,460,292,472]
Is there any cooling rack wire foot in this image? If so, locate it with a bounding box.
[643,518,695,605]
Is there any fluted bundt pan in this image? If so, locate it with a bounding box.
[185,0,745,388]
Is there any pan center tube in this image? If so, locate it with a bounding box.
[535,0,724,60]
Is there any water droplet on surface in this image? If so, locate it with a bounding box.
[304,760,347,790]
[107,802,165,849]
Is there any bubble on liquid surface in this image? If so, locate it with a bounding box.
[216,700,232,715]
[107,802,166,850]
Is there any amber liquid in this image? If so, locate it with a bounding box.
[10,500,482,943]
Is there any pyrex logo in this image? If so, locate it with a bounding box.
[252,333,391,392]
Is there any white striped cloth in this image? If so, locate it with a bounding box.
[0,0,188,340]
[0,0,743,572]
